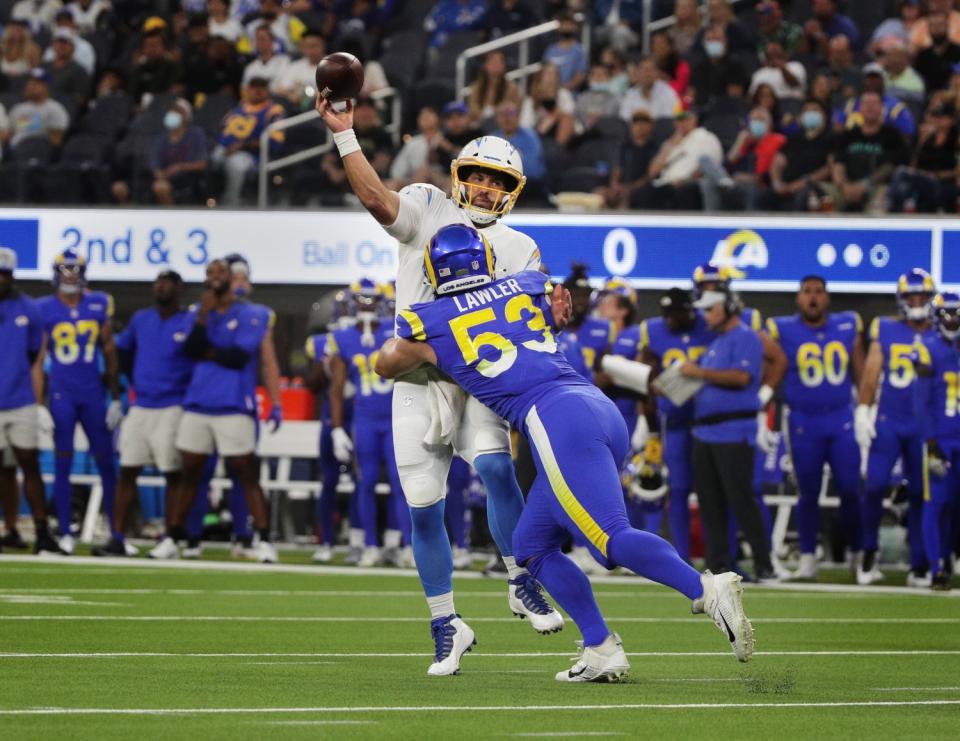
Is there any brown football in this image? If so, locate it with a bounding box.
[314,52,364,102]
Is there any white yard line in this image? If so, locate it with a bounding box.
[1,615,958,625]
[1,650,958,659]
[1,555,956,598]
[1,700,958,716]
[872,687,960,691]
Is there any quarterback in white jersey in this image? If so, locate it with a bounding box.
[316,97,565,676]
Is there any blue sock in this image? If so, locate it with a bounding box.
[839,495,862,552]
[315,467,338,545]
[907,489,927,572]
[796,487,820,554]
[410,501,453,597]
[861,487,884,552]
[474,453,523,558]
[923,500,945,576]
[527,550,608,646]
[607,528,703,601]
[54,454,73,537]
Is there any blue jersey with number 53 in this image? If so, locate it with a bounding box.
[37,291,114,399]
[767,311,861,413]
[396,271,592,429]
[869,316,934,419]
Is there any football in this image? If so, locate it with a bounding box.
[314,52,365,102]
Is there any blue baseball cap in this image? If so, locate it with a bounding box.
[29,67,51,84]
[442,100,469,116]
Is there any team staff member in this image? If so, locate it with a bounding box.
[37,249,123,555]
[680,288,776,581]
[767,276,864,580]
[0,248,61,554]
[149,259,276,563]
[100,270,193,557]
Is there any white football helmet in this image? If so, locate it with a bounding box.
[451,136,526,225]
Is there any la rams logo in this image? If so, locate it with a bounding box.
[227,319,238,330]
[173,331,186,342]
[709,229,768,279]
[14,314,28,327]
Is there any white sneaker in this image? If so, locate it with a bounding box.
[123,541,140,557]
[381,546,402,567]
[230,541,257,559]
[343,545,363,565]
[148,537,179,560]
[771,554,792,580]
[57,534,76,555]
[508,574,564,634]
[693,570,754,662]
[856,566,884,586]
[569,546,604,575]
[312,544,333,563]
[398,545,416,568]
[791,553,818,581]
[452,546,473,570]
[555,633,630,682]
[256,541,278,564]
[906,570,932,588]
[427,615,476,676]
[357,546,381,567]
[181,545,203,559]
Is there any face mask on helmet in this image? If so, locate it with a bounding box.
[451,137,526,225]
[53,250,87,294]
[897,269,936,322]
[934,293,960,341]
[621,445,669,504]
[351,279,383,318]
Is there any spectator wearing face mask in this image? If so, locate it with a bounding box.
[575,62,620,131]
[690,26,748,108]
[764,98,835,211]
[702,106,786,210]
[542,11,588,91]
[520,63,576,147]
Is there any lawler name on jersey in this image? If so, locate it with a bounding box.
[767,311,861,412]
[383,183,541,314]
[37,291,114,398]
[326,321,394,419]
[396,270,591,429]
[869,316,933,418]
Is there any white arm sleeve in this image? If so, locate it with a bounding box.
[383,184,436,244]
[600,355,652,395]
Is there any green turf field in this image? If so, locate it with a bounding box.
[1,554,958,740]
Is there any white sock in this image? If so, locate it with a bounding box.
[349,528,364,548]
[383,529,402,549]
[503,556,527,580]
[426,592,456,620]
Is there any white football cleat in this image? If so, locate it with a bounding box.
[791,553,818,581]
[569,546,604,575]
[148,536,180,560]
[181,544,203,559]
[555,633,630,682]
[123,540,140,557]
[693,570,754,662]
[312,544,333,563]
[906,570,932,588]
[57,534,76,555]
[427,615,477,676]
[856,566,884,586]
[256,541,278,564]
[771,553,792,580]
[508,574,564,634]
[357,546,381,567]
[451,546,473,570]
[398,545,416,568]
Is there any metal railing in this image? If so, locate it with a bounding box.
[455,20,591,101]
[257,86,401,208]
[642,0,751,55]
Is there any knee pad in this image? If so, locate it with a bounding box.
[399,470,446,509]
[473,452,515,488]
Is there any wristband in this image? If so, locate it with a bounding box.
[758,384,774,407]
[333,128,361,158]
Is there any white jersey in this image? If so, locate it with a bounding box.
[384,183,541,313]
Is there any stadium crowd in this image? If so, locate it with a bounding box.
[1,239,957,591]
[0,0,959,212]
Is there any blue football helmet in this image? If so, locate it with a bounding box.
[691,261,732,298]
[331,288,356,328]
[350,277,384,316]
[896,268,935,322]
[53,248,87,293]
[424,224,495,295]
[933,291,960,341]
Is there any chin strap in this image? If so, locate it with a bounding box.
[359,314,376,346]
